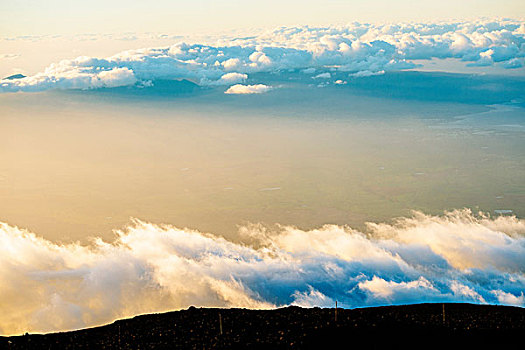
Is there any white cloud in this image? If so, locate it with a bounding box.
[1,209,524,335]
[450,281,486,303]
[491,290,525,306]
[92,67,137,88]
[203,72,247,86]
[1,18,524,93]
[221,58,242,70]
[503,58,524,69]
[349,70,385,78]
[291,287,334,308]
[225,84,272,94]
[358,276,437,300]
[0,66,136,92]
[313,72,331,79]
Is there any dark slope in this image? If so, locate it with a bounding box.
[1,303,524,349]
[3,74,26,80]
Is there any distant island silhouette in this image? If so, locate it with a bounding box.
[3,74,26,80]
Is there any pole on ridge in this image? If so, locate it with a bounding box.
[219,313,223,336]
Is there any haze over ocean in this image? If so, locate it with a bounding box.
[0,1,524,336]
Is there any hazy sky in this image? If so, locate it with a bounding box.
[2,0,525,36]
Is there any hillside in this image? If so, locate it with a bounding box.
[1,303,524,349]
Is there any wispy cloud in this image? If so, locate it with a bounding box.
[0,54,20,60]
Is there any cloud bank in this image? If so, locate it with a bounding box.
[1,19,524,93]
[0,209,524,335]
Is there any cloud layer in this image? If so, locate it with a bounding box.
[1,19,524,93]
[1,209,524,335]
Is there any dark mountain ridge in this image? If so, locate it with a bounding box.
[1,303,523,349]
[3,74,26,80]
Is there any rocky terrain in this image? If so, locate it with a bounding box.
[1,303,524,349]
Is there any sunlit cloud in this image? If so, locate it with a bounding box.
[1,19,524,93]
[0,209,524,335]
[202,72,248,86]
[224,84,272,94]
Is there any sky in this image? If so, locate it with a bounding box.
[1,0,525,36]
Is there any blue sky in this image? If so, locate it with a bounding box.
[1,0,524,36]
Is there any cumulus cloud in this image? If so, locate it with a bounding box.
[503,58,524,69]
[358,277,438,302]
[1,19,524,93]
[202,72,247,86]
[92,67,137,88]
[0,209,524,335]
[291,287,334,308]
[1,66,136,92]
[224,84,272,94]
[491,290,525,306]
